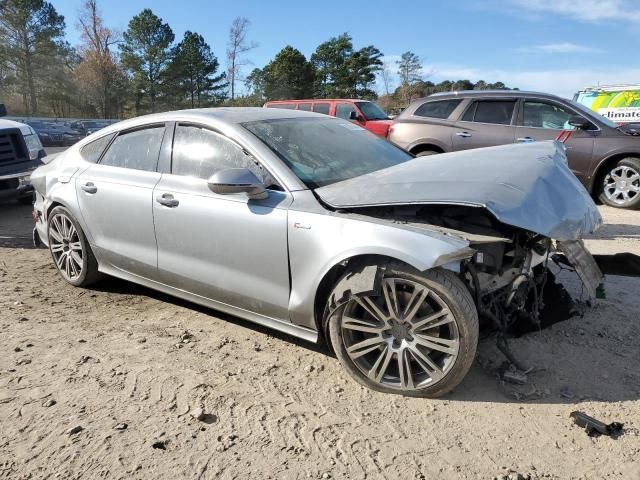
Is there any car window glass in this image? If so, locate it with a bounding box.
[298,103,312,111]
[80,133,115,163]
[313,103,330,115]
[267,103,295,109]
[414,99,462,119]
[172,125,280,189]
[462,100,515,125]
[523,100,576,130]
[336,103,357,120]
[100,127,164,171]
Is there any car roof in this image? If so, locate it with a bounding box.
[418,90,566,102]
[265,99,368,103]
[106,107,329,128]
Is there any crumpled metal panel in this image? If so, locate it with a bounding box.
[558,240,604,299]
[316,141,602,241]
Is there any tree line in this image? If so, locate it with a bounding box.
[0,0,515,119]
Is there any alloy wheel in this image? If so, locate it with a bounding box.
[339,277,460,391]
[49,213,84,281]
[603,165,640,206]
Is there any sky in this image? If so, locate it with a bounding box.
[52,0,640,99]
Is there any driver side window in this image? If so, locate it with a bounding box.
[523,100,577,130]
[171,124,280,189]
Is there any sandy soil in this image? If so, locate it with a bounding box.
[0,201,639,480]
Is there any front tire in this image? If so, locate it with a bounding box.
[598,157,640,209]
[47,206,102,287]
[326,265,478,397]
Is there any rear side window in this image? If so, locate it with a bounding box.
[414,99,461,119]
[297,103,312,111]
[461,100,516,125]
[172,125,279,188]
[336,103,357,120]
[266,103,296,109]
[313,103,330,115]
[80,133,115,163]
[100,126,165,171]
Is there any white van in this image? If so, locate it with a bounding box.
[574,84,640,124]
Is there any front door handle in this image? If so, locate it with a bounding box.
[156,193,179,208]
[81,182,97,194]
[456,131,472,138]
[517,137,534,143]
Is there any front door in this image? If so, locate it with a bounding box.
[153,123,292,320]
[75,125,166,278]
[515,98,595,184]
[451,99,517,151]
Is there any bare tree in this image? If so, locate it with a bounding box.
[379,60,393,96]
[226,17,257,102]
[76,0,124,117]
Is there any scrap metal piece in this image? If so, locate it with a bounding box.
[570,411,624,437]
[557,240,604,299]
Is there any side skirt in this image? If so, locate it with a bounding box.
[98,264,319,344]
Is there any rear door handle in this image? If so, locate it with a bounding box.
[81,182,97,194]
[156,193,179,208]
[517,137,534,143]
[456,131,472,138]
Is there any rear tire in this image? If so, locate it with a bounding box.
[598,157,640,209]
[47,206,102,287]
[326,264,478,397]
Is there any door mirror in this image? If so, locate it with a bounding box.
[207,168,268,200]
[567,115,591,129]
[349,110,363,122]
[0,104,7,117]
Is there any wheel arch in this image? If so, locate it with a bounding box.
[313,254,416,347]
[409,143,446,155]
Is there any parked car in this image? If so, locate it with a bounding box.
[27,121,83,147]
[31,108,602,397]
[70,120,110,136]
[0,104,46,204]
[264,99,392,136]
[388,90,640,209]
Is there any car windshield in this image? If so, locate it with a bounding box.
[569,100,618,128]
[242,117,411,188]
[355,101,389,120]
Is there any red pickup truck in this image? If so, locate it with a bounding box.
[264,99,392,136]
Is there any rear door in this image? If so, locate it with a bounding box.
[515,98,595,183]
[451,98,517,150]
[75,124,167,278]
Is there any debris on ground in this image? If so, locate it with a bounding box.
[570,411,624,437]
[66,426,83,436]
[503,370,528,385]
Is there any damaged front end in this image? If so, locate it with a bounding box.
[345,203,604,368]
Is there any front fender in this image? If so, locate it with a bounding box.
[287,208,472,330]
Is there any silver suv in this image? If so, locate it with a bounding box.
[389,90,640,209]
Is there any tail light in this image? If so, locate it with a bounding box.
[387,124,395,139]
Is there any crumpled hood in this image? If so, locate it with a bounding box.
[316,141,602,241]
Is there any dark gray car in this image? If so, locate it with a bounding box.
[389,90,640,209]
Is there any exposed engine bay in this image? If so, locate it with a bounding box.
[348,204,605,367]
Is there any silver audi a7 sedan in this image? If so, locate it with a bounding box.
[30,108,603,397]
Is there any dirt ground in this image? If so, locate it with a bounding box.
[0,199,638,480]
